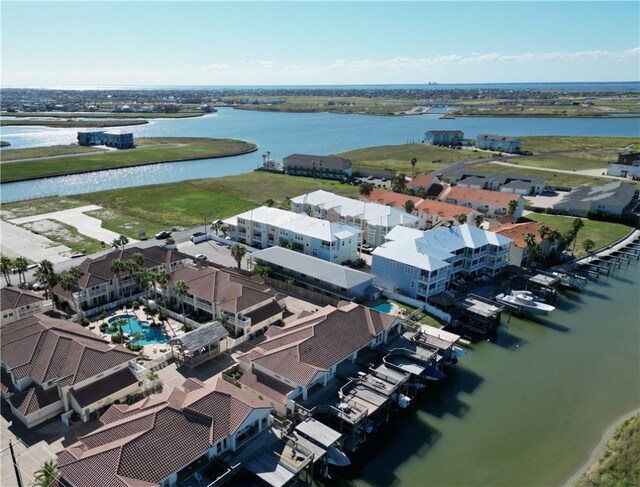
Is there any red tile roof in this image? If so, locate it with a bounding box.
[71,367,139,408]
[362,188,422,208]
[407,174,437,189]
[445,186,523,207]
[493,222,550,249]
[415,199,476,220]
[1,314,134,387]
[1,286,45,312]
[239,304,396,388]
[8,385,60,416]
[58,378,271,487]
[239,367,294,406]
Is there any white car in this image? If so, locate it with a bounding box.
[195,254,208,261]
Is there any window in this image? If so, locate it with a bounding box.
[389,261,396,270]
[404,264,413,275]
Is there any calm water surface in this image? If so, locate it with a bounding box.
[342,261,639,487]
[1,108,639,202]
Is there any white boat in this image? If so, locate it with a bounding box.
[553,272,587,290]
[495,290,555,315]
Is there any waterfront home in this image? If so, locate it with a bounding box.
[52,246,192,316]
[423,130,464,146]
[371,224,512,301]
[1,314,142,428]
[252,246,380,302]
[57,378,272,487]
[237,302,400,416]
[1,286,52,326]
[442,186,525,219]
[606,151,640,179]
[164,265,284,337]
[493,221,559,266]
[449,170,545,195]
[223,206,361,263]
[291,190,420,247]
[77,130,134,149]
[476,134,522,153]
[553,181,637,217]
[283,153,353,180]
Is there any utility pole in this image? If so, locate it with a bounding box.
[8,440,24,487]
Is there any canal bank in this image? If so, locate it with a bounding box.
[339,251,639,486]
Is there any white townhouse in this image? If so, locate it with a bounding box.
[372,224,512,301]
[222,206,361,264]
[291,190,420,248]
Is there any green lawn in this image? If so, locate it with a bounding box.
[525,213,633,257]
[519,136,640,153]
[1,111,206,119]
[576,414,640,487]
[471,162,640,190]
[0,137,257,182]
[338,143,476,174]
[0,119,149,128]
[1,144,104,161]
[72,172,360,232]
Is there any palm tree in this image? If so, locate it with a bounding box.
[220,225,230,239]
[264,198,275,207]
[524,232,539,267]
[403,199,415,214]
[61,272,82,314]
[155,269,171,305]
[507,199,519,216]
[231,243,247,270]
[391,173,406,193]
[14,256,29,286]
[111,238,122,251]
[474,214,484,228]
[359,182,374,198]
[410,157,417,176]
[112,317,128,345]
[1,255,13,286]
[35,260,56,302]
[582,238,596,255]
[32,458,58,487]
[456,213,468,225]
[571,218,585,256]
[538,225,550,241]
[137,269,154,301]
[174,280,189,321]
[118,234,130,249]
[110,258,125,300]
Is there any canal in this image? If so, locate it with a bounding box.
[342,258,639,486]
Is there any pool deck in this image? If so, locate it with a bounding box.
[89,307,186,361]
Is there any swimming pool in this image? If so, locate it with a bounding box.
[107,315,169,346]
[371,302,393,314]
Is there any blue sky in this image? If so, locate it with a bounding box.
[2,1,638,86]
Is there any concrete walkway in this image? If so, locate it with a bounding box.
[9,205,139,245]
[487,160,626,180]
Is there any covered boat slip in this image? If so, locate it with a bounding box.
[225,427,315,487]
[294,417,342,449]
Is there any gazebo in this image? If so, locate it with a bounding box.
[168,322,229,368]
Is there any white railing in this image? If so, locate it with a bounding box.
[226,334,249,349]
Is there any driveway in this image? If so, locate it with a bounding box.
[8,205,138,245]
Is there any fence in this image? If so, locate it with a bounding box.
[226,334,249,350]
[263,276,339,307]
[382,289,452,324]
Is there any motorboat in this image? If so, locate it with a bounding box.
[327,446,351,466]
[495,290,555,315]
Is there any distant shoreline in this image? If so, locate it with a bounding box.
[562,408,640,487]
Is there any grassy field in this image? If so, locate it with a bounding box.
[0,137,257,182]
[1,111,206,119]
[525,213,633,257]
[0,119,149,128]
[471,162,640,190]
[520,136,640,153]
[22,219,105,255]
[1,144,105,161]
[576,413,640,487]
[338,144,482,174]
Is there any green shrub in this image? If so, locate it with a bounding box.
[111,333,122,343]
[132,301,140,310]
